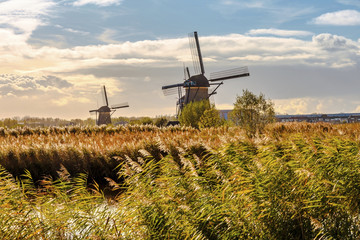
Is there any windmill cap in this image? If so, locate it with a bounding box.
[98,106,111,112]
[186,74,210,87]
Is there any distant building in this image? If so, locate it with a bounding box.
[276,113,360,123]
[219,109,360,124]
[219,110,232,120]
[24,122,45,127]
[114,121,128,126]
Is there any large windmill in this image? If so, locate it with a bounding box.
[162,31,250,117]
[89,85,129,125]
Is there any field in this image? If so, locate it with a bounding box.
[1,123,360,239]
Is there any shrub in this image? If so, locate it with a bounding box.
[230,89,275,137]
[179,100,211,128]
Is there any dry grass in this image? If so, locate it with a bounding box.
[1,123,360,239]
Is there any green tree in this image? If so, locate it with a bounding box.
[154,117,168,127]
[199,107,224,129]
[140,117,153,125]
[3,118,18,128]
[230,89,275,137]
[179,100,211,128]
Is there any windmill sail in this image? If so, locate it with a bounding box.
[209,67,250,82]
[188,31,205,75]
[162,83,184,96]
[89,109,98,115]
[111,102,129,109]
[101,85,109,106]
[183,65,190,80]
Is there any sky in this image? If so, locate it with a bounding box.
[0,0,359,119]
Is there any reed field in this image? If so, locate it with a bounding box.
[1,123,360,239]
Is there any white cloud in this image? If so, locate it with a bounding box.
[0,0,55,60]
[219,0,267,9]
[274,97,355,115]
[337,0,360,7]
[0,33,357,76]
[73,0,123,6]
[247,28,313,37]
[313,10,360,26]
[0,32,359,118]
[98,29,120,44]
[274,98,311,114]
[52,96,90,106]
[212,0,315,24]
[55,25,89,36]
[313,33,358,50]
[0,74,72,96]
[0,0,55,16]
[0,0,55,33]
[0,73,126,118]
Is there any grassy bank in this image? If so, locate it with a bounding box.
[1,123,360,239]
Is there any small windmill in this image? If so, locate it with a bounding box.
[162,31,250,117]
[89,85,129,125]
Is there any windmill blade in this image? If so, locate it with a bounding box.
[209,67,250,82]
[162,83,184,90]
[111,102,129,109]
[183,65,191,80]
[163,88,180,96]
[186,67,191,79]
[101,85,109,106]
[188,31,205,75]
[89,109,98,114]
[162,83,184,96]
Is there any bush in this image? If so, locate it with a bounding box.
[154,117,168,127]
[230,89,275,137]
[179,100,211,128]
[199,107,224,128]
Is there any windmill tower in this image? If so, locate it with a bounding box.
[162,31,250,117]
[89,85,129,125]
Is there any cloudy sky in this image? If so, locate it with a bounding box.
[0,0,359,119]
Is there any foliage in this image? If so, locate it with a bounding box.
[199,106,224,129]
[0,118,20,128]
[0,116,175,128]
[154,117,168,127]
[179,100,211,128]
[230,89,275,137]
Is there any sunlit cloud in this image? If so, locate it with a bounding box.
[212,0,315,24]
[218,0,267,9]
[54,25,89,36]
[313,10,360,26]
[247,28,313,37]
[337,0,360,7]
[274,97,358,115]
[0,33,357,77]
[73,0,123,6]
[97,29,120,44]
[0,0,55,33]
[0,74,72,96]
